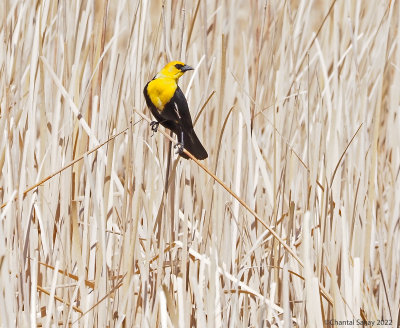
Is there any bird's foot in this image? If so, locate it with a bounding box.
[150,121,159,136]
[174,142,184,155]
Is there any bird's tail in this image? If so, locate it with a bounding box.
[179,128,208,160]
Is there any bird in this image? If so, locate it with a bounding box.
[143,61,208,160]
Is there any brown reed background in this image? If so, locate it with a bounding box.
[0,0,399,326]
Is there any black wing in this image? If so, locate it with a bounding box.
[168,86,194,130]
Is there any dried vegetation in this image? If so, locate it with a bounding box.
[0,0,399,326]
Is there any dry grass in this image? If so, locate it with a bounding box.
[1,0,399,326]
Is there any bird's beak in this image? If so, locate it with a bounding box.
[182,65,194,72]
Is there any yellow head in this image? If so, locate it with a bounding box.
[156,61,194,80]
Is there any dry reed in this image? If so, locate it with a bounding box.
[1,0,399,327]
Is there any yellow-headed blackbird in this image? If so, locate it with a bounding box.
[143,61,208,160]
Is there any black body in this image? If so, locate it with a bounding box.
[143,83,208,160]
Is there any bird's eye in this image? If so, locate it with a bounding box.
[175,63,184,70]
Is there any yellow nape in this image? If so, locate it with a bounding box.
[156,61,187,80]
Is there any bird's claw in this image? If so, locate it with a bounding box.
[150,121,159,136]
[174,142,184,155]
